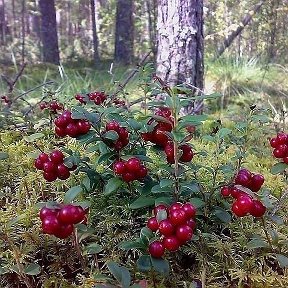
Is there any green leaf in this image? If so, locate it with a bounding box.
[0,152,8,160]
[0,265,9,275]
[64,186,82,203]
[156,209,167,223]
[129,196,155,209]
[217,128,231,139]
[97,151,114,164]
[276,254,288,268]
[107,262,131,288]
[213,208,231,223]
[71,106,100,125]
[246,239,269,249]
[151,257,170,276]
[84,243,103,255]
[137,255,152,272]
[104,177,123,196]
[119,241,146,251]
[271,162,288,174]
[23,133,45,142]
[24,263,41,275]
[140,227,154,243]
[159,179,173,188]
[103,130,119,141]
[190,198,205,208]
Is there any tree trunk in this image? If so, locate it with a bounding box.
[21,0,26,64]
[216,0,266,58]
[114,0,134,65]
[90,0,100,64]
[156,0,204,90]
[0,0,7,45]
[39,0,60,64]
[146,0,157,62]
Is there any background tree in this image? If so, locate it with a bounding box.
[114,0,134,65]
[90,0,100,64]
[39,0,60,64]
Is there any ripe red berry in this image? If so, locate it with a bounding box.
[149,241,165,258]
[34,158,44,170]
[182,203,196,218]
[270,137,279,148]
[153,128,169,146]
[53,223,74,239]
[39,102,47,110]
[235,173,251,187]
[276,133,288,145]
[54,116,68,128]
[147,217,159,232]
[169,202,183,211]
[136,165,148,179]
[141,132,152,141]
[169,209,187,225]
[42,215,61,235]
[164,142,174,158]
[38,153,49,163]
[58,205,85,224]
[250,200,266,217]
[126,157,141,172]
[50,150,64,164]
[43,161,56,173]
[77,120,91,134]
[57,164,70,180]
[122,172,135,183]
[230,187,242,199]
[273,144,288,158]
[118,127,129,140]
[66,123,79,138]
[220,186,231,197]
[55,126,67,137]
[43,172,58,182]
[159,219,174,236]
[232,194,253,217]
[249,174,264,192]
[163,236,180,251]
[238,168,252,178]
[179,144,194,162]
[176,224,193,242]
[39,207,59,221]
[186,218,196,230]
[106,121,120,132]
[231,201,247,217]
[113,160,126,175]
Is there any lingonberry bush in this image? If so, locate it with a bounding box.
[0,68,287,287]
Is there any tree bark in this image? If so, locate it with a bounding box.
[216,0,266,58]
[114,0,134,65]
[39,0,60,64]
[156,0,204,89]
[146,0,157,62]
[90,0,100,64]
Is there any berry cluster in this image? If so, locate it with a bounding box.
[39,100,64,113]
[141,107,173,147]
[221,169,266,217]
[54,110,91,138]
[147,202,197,258]
[164,142,194,164]
[75,91,107,105]
[113,98,126,107]
[40,204,86,239]
[104,120,129,151]
[270,132,288,164]
[113,157,148,182]
[34,150,75,182]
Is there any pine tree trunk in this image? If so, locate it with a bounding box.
[156,0,204,94]
[39,0,60,64]
[90,0,100,64]
[114,0,134,65]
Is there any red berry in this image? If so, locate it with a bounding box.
[230,187,242,199]
[182,203,196,218]
[38,153,49,163]
[186,218,196,230]
[43,161,56,173]
[50,150,64,164]
[221,186,231,197]
[106,121,120,132]
[231,201,246,217]
[62,110,72,121]
[250,200,266,217]
[153,128,169,146]
[122,172,135,183]
[147,217,159,232]
[169,202,183,211]
[164,142,174,158]
[54,116,68,128]
[77,120,91,134]
[154,204,168,216]
[141,132,152,141]
[39,207,59,221]
[169,209,187,225]
[283,156,288,164]
[42,215,61,235]
[276,133,288,145]
[273,145,288,158]
[113,160,126,175]
[159,219,174,236]
[126,157,141,172]
[57,164,70,180]
[176,224,193,242]
[55,126,67,137]
[58,204,85,224]
[238,168,252,178]
[270,137,279,148]
[235,173,251,187]
[249,174,264,192]
[118,127,129,140]
[66,123,79,138]
[232,194,253,217]
[39,102,47,110]
[136,165,148,179]
[43,172,58,182]
[163,236,180,251]
[53,223,74,239]
[149,241,165,258]
[179,144,194,162]
[34,158,44,170]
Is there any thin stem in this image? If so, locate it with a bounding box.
[73,228,86,271]
[261,217,274,252]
